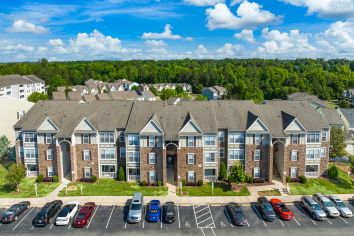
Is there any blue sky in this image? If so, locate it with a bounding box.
[0,0,353,62]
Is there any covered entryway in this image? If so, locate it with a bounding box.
[166,142,178,185]
[272,139,286,183]
[60,140,72,181]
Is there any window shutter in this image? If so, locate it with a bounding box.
[155,136,158,147]
[194,136,197,146]
[147,136,149,147]
[17,112,20,119]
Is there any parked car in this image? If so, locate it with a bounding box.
[163,202,176,223]
[257,197,276,222]
[33,200,63,227]
[270,198,294,221]
[301,196,326,221]
[1,201,30,224]
[72,202,95,228]
[225,203,247,226]
[55,201,80,226]
[146,200,161,222]
[328,196,352,218]
[313,193,340,217]
[127,192,144,223]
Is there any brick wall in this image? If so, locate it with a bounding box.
[177,147,203,182]
[245,144,272,181]
[74,144,99,180]
[283,144,306,181]
[37,143,59,177]
[139,147,163,182]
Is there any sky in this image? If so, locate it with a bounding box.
[0,0,353,62]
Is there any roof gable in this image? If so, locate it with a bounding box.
[284,118,306,132]
[74,118,96,132]
[247,118,269,132]
[140,114,163,134]
[37,117,59,132]
[179,113,203,134]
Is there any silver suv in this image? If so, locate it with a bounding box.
[301,196,326,221]
[328,195,352,218]
[127,192,143,223]
[313,193,340,217]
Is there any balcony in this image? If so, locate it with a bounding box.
[27,171,39,177]
[101,172,116,178]
[204,175,217,182]
[305,171,319,178]
[128,175,140,181]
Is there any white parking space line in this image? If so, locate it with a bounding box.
[177,205,181,229]
[208,205,215,228]
[326,218,333,225]
[49,210,61,229]
[197,211,211,219]
[50,224,54,229]
[31,225,35,230]
[124,222,127,229]
[278,219,284,227]
[223,208,234,227]
[200,228,206,236]
[105,205,115,229]
[293,217,301,226]
[339,217,349,224]
[245,220,250,227]
[142,219,145,229]
[252,205,267,227]
[12,208,34,231]
[311,219,317,225]
[86,205,99,229]
[160,206,163,229]
[195,206,209,214]
[197,217,212,225]
[211,228,216,236]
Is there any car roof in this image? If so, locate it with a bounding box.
[259,197,269,203]
[304,196,317,203]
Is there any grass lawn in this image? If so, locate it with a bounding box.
[289,165,354,195]
[59,179,168,196]
[257,189,281,196]
[0,161,60,198]
[177,182,250,196]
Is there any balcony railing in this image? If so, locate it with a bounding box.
[305,171,319,178]
[128,175,140,181]
[204,175,217,182]
[27,171,39,177]
[101,172,116,178]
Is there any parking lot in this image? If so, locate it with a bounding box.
[1,201,354,236]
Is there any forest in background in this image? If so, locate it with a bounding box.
[0,58,354,103]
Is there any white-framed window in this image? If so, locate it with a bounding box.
[148,136,155,147]
[187,136,195,147]
[82,134,90,144]
[254,149,261,161]
[47,166,54,177]
[291,134,299,144]
[17,110,25,119]
[254,167,260,178]
[127,151,139,163]
[218,131,225,143]
[120,147,126,158]
[291,150,298,161]
[149,153,156,164]
[128,135,139,146]
[187,153,195,164]
[25,148,37,159]
[46,149,53,160]
[45,134,53,144]
[320,147,326,158]
[149,170,156,182]
[101,165,116,174]
[204,152,216,163]
[306,148,320,160]
[204,135,216,146]
[83,150,91,161]
[219,149,224,158]
[307,132,320,143]
[24,132,36,143]
[290,167,298,178]
[254,134,261,145]
[100,148,115,159]
[84,167,92,178]
[322,130,327,142]
[100,132,114,143]
[229,132,244,144]
[187,171,195,182]
[229,149,244,160]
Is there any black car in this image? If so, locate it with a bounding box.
[33,200,62,227]
[1,201,30,224]
[257,197,276,222]
[225,203,247,226]
[163,202,176,223]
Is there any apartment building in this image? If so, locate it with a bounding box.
[14,100,330,184]
[0,74,45,100]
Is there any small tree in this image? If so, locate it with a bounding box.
[149,86,158,96]
[228,161,246,183]
[131,85,139,91]
[328,165,339,179]
[27,92,49,103]
[195,94,207,101]
[118,166,125,181]
[5,164,26,192]
[219,162,227,181]
[330,127,347,158]
[175,85,184,94]
[0,135,11,160]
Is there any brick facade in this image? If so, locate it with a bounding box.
[245,144,272,181]
[177,147,203,182]
[74,144,99,180]
[139,147,164,182]
[283,144,306,181]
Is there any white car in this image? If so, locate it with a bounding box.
[329,196,352,218]
[55,201,79,226]
[313,193,340,217]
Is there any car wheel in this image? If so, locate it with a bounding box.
[312,213,316,220]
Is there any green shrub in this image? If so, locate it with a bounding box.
[118,166,125,181]
[219,162,227,181]
[157,181,162,187]
[181,179,186,186]
[286,176,291,183]
[52,175,59,182]
[141,181,147,186]
[299,175,307,184]
[91,175,97,183]
[247,176,254,184]
[328,165,339,179]
[36,174,44,183]
[197,180,203,186]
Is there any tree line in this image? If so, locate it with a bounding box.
[1,58,354,102]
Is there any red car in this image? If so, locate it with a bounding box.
[270,198,294,221]
[72,202,96,228]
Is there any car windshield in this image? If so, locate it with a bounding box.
[277,203,289,212]
[5,210,14,215]
[37,211,46,219]
[131,204,142,210]
[323,201,334,207]
[337,201,346,208]
[76,213,86,219]
[312,203,321,210]
[58,208,70,217]
[264,204,273,211]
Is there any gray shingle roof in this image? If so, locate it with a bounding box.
[339,108,354,126]
[52,91,66,100]
[0,74,44,88]
[318,108,343,126]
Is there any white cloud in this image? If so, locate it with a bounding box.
[8,20,47,33]
[184,0,225,6]
[230,0,244,6]
[216,43,243,57]
[234,29,255,42]
[280,0,353,18]
[0,40,34,53]
[142,24,183,40]
[195,44,208,54]
[184,37,194,41]
[144,40,167,48]
[48,39,67,54]
[206,1,282,30]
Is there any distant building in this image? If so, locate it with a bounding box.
[342,89,354,106]
[202,86,227,100]
[316,108,344,129]
[287,92,328,109]
[0,95,34,146]
[139,83,192,93]
[0,74,45,100]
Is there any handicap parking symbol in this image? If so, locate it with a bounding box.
[220,222,226,227]
[185,221,191,228]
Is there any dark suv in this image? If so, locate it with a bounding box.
[257,197,276,222]
[33,200,62,227]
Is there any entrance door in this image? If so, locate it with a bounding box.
[60,142,72,181]
[166,143,177,185]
